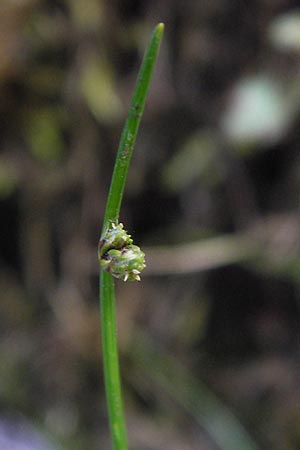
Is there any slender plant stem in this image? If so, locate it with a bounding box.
[99,23,164,450]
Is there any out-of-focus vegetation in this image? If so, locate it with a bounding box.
[1,1,300,449]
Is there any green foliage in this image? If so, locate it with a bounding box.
[162,130,221,191]
[25,108,64,163]
[80,54,123,123]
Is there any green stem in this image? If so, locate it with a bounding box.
[100,23,164,450]
[101,270,127,450]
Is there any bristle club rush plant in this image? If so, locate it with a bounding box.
[98,24,164,450]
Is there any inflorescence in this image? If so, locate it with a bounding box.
[98,223,146,282]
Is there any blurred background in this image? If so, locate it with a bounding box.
[1,0,300,449]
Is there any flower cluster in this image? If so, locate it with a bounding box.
[98,223,146,281]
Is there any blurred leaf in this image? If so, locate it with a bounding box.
[268,11,300,52]
[25,108,64,163]
[162,130,221,191]
[0,161,19,199]
[67,0,104,31]
[221,76,291,147]
[80,54,123,124]
[131,333,261,450]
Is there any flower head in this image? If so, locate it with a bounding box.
[99,223,146,281]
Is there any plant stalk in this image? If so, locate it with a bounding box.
[99,23,164,450]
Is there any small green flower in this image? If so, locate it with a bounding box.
[98,222,133,257]
[99,223,146,281]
